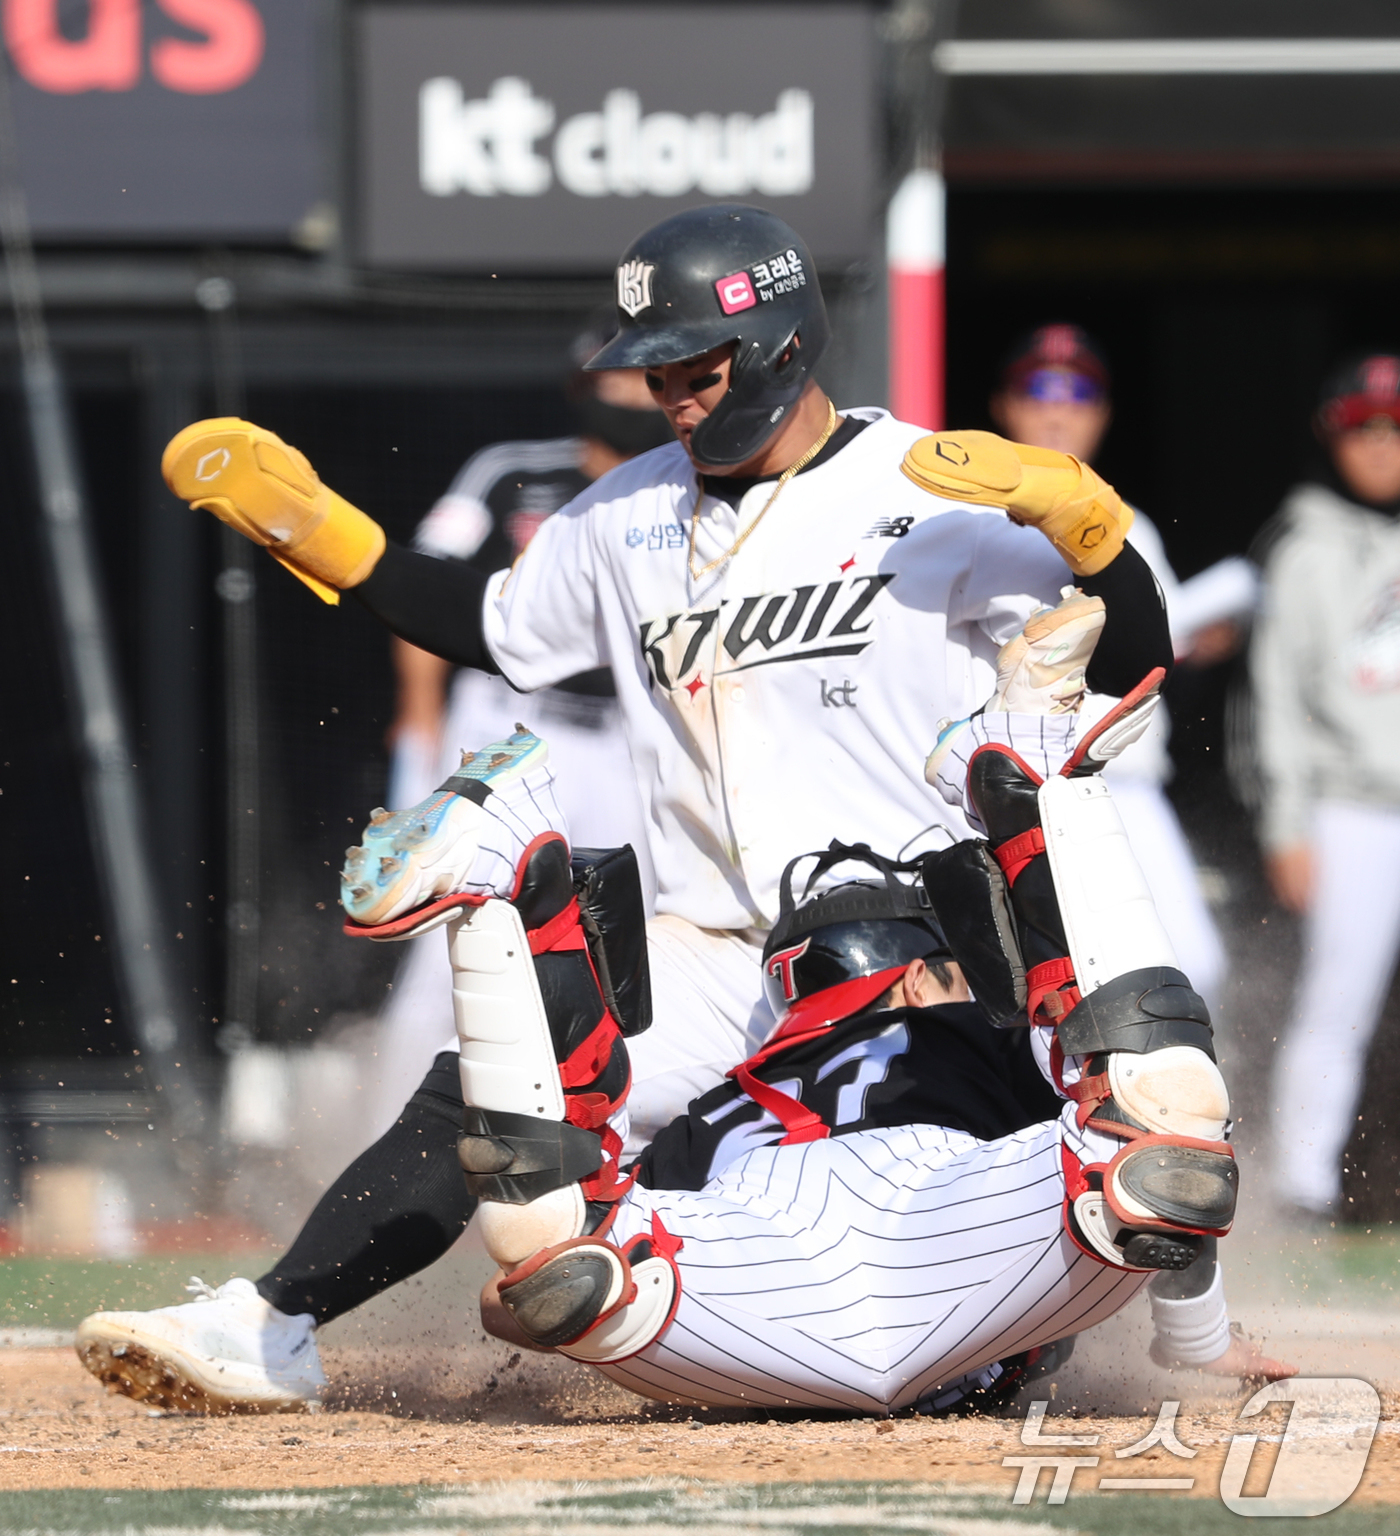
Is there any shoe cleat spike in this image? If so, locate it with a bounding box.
[340,727,550,928]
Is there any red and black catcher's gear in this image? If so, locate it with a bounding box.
[920,719,1236,1274]
[456,839,650,1218]
[760,841,953,1049]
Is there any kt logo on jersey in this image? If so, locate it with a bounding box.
[639,573,895,693]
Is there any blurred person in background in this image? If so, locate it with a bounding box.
[988,324,1256,1011]
[1253,352,1400,1219]
[374,337,671,1124]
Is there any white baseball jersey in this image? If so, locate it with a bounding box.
[599,1073,1145,1411]
[483,409,1069,931]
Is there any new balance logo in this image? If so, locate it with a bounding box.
[864,515,913,539]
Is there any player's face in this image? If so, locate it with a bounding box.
[991,370,1111,464]
[593,367,664,413]
[1327,416,1400,506]
[643,345,734,463]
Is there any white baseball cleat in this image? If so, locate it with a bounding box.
[75,1277,326,1414]
[340,727,551,927]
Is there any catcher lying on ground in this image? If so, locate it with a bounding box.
[80,672,1292,1410]
[310,692,1252,1413]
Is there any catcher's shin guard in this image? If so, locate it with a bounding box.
[925,705,1235,1271]
[447,833,639,1271]
[496,1216,682,1362]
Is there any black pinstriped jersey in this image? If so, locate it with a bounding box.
[634,1002,1063,1193]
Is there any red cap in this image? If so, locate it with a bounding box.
[1318,353,1400,433]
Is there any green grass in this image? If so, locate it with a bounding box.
[0,1483,1391,1535]
[0,1253,278,1330]
[1261,1228,1400,1309]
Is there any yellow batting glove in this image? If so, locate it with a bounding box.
[162,418,386,605]
[900,429,1133,576]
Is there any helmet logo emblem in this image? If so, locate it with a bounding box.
[766,938,811,1003]
[617,259,656,317]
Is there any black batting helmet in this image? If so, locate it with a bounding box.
[760,843,952,1044]
[584,204,830,468]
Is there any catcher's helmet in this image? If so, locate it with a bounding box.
[584,204,831,468]
[760,842,952,1043]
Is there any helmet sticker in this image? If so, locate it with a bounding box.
[715,270,757,315]
[766,938,812,1003]
[713,247,808,315]
[617,258,656,317]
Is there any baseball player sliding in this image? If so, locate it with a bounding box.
[76,205,1287,1412]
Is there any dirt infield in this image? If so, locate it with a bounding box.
[5,1215,1400,1514]
[1,1345,1397,1506]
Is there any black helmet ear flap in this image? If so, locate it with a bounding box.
[770,328,804,382]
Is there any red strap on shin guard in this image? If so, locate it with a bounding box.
[1060,1141,1093,1202]
[578,1122,635,1204]
[528,898,587,956]
[560,1015,623,1091]
[993,827,1045,887]
[1027,958,1080,1025]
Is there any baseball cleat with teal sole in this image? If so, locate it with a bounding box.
[340,727,549,928]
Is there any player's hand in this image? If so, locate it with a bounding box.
[1266,844,1314,914]
[900,429,1133,576]
[162,418,386,605]
[1201,1330,1298,1386]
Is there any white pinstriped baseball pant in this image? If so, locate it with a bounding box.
[595,1104,1146,1413]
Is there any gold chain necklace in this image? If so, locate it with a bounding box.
[687,400,839,583]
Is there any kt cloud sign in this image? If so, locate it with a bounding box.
[357,4,876,270]
[4,0,319,239]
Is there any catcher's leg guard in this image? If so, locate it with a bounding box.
[496,1217,681,1363]
[952,739,1235,1270]
[450,832,635,1270]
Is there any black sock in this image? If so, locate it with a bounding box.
[255,1052,473,1326]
